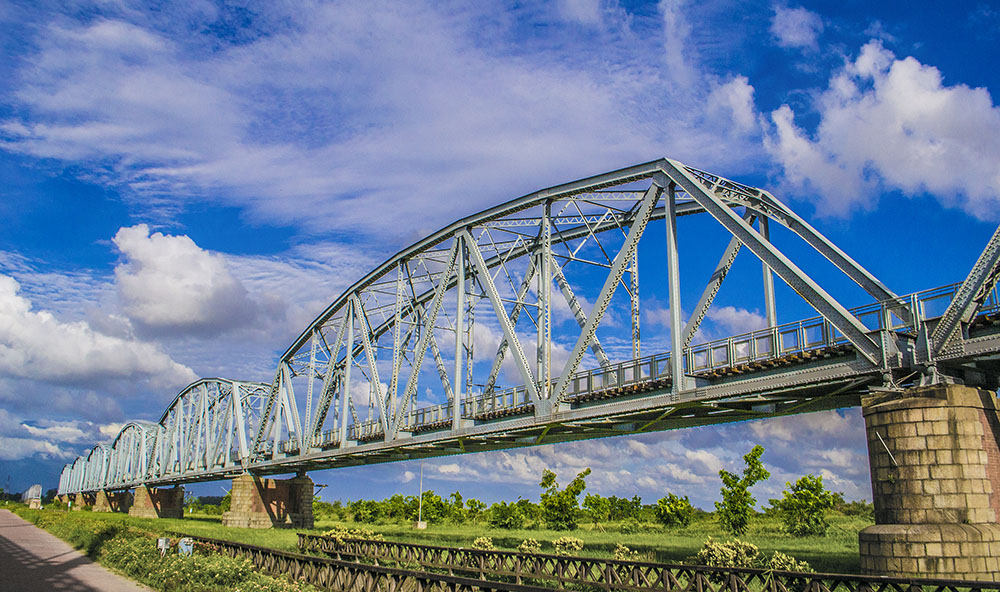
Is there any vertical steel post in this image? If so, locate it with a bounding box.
[631,249,640,360]
[305,331,317,442]
[666,183,684,394]
[340,300,355,448]
[760,217,777,328]
[537,202,552,398]
[452,236,465,431]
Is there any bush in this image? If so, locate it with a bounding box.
[613,543,641,561]
[539,468,591,530]
[552,536,583,556]
[322,525,384,544]
[771,474,835,536]
[695,538,760,569]
[618,517,643,534]
[486,501,524,529]
[715,445,769,535]
[518,538,542,554]
[653,493,694,527]
[765,551,813,573]
[471,536,495,550]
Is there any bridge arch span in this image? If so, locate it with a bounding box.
[57,158,1000,496]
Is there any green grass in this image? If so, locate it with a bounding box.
[18,507,870,574]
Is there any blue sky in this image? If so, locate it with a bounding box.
[1,0,999,509]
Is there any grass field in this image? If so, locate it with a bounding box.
[19,507,871,574]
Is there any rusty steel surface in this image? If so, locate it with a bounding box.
[297,533,1000,592]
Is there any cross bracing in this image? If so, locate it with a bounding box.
[59,158,1000,495]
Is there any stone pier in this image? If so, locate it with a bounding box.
[222,473,313,528]
[93,490,133,513]
[128,486,183,519]
[69,492,95,511]
[860,384,1000,580]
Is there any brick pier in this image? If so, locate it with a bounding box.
[860,384,1000,580]
[222,473,313,529]
[93,490,132,513]
[128,486,183,519]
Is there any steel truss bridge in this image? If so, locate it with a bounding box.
[59,158,1000,496]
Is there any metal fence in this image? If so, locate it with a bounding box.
[298,534,1000,592]
[189,534,553,592]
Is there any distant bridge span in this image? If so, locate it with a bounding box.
[59,158,1000,495]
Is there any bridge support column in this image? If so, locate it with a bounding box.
[129,486,183,519]
[860,384,1000,580]
[69,492,95,510]
[222,473,313,529]
[93,490,132,513]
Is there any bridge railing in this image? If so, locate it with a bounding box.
[296,281,996,453]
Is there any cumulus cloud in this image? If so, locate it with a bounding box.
[0,410,118,461]
[770,5,823,50]
[113,224,259,335]
[0,273,196,387]
[766,40,1000,219]
[706,306,767,336]
[0,3,766,239]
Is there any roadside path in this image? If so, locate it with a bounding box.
[0,509,151,591]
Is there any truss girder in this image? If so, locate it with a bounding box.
[61,157,1000,496]
[931,224,1000,355]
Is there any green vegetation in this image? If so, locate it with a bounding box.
[12,508,315,591]
[715,445,770,535]
[538,467,591,530]
[771,474,836,536]
[653,493,695,527]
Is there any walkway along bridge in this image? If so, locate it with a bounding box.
[57,158,1000,580]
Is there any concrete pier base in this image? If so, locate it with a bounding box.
[27,499,42,510]
[128,486,183,519]
[222,473,313,529]
[93,490,132,513]
[860,384,1000,580]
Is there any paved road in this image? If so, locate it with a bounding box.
[0,509,151,591]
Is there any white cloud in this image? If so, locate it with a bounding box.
[401,470,416,483]
[766,40,1000,219]
[113,224,258,335]
[707,76,758,133]
[438,463,461,475]
[770,5,823,50]
[558,0,602,24]
[0,274,196,387]
[1,4,766,240]
[706,305,767,336]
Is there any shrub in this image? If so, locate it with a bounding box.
[518,538,542,554]
[613,543,641,561]
[765,551,813,573]
[771,474,835,536]
[471,536,496,550]
[618,517,643,534]
[715,445,769,535]
[322,525,384,544]
[539,468,591,530]
[653,493,694,527]
[552,536,583,556]
[694,538,760,569]
[486,501,524,529]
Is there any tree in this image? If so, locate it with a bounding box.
[715,445,769,535]
[539,468,591,530]
[582,493,610,523]
[654,493,694,527]
[771,474,835,536]
[466,498,487,523]
[487,501,524,529]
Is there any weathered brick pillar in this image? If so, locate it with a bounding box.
[28,498,42,510]
[128,485,184,519]
[222,473,314,529]
[93,490,132,513]
[860,384,1000,580]
[69,492,95,510]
